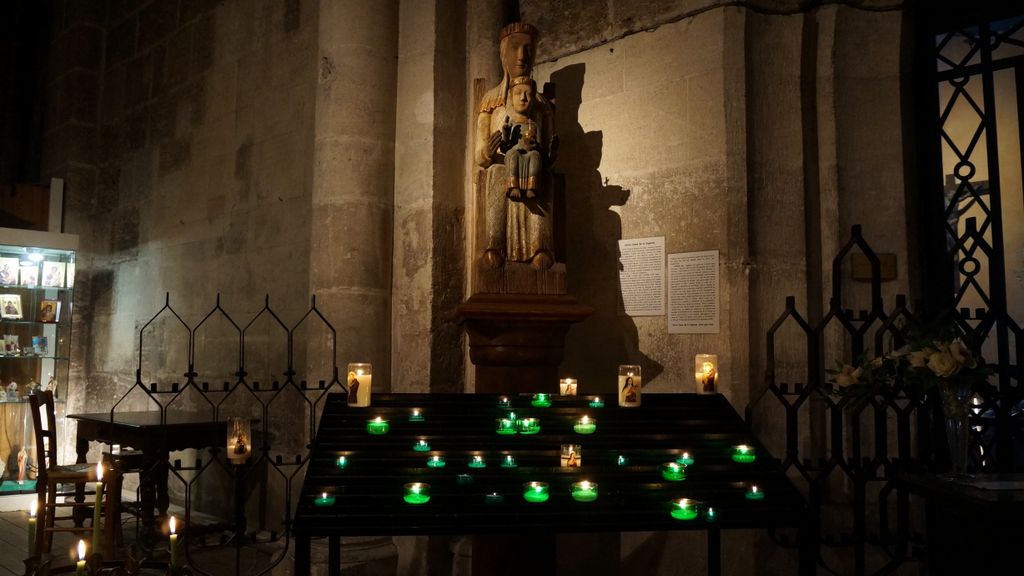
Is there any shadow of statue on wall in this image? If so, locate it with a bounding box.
[549,63,663,393]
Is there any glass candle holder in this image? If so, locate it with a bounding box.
[501,454,518,468]
[346,362,373,407]
[496,418,518,435]
[498,396,512,409]
[618,365,642,407]
[403,482,431,505]
[468,455,486,468]
[518,418,541,435]
[455,474,473,486]
[745,485,765,500]
[523,481,550,503]
[409,409,425,422]
[695,354,718,394]
[336,455,349,470]
[531,393,552,408]
[670,498,698,520]
[703,506,718,522]
[485,492,504,505]
[559,378,578,396]
[413,439,431,452]
[426,455,446,468]
[314,492,335,507]
[676,452,695,466]
[571,480,598,502]
[366,417,389,435]
[661,462,686,482]
[573,415,597,434]
[616,454,630,466]
[731,444,756,463]
[588,396,605,408]
[561,444,582,467]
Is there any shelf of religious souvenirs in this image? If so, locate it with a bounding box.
[293,367,807,559]
[0,227,77,494]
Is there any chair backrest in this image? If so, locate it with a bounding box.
[28,390,59,484]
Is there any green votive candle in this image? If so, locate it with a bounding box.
[616,454,630,466]
[661,462,686,482]
[523,482,550,503]
[403,482,431,505]
[731,444,756,463]
[588,396,605,408]
[413,439,431,452]
[409,409,425,422]
[485,492,504,505]
[571,480,598,502]
[468,455,486,468]
[426,455,446,468]
[498,396,512,409]
[501,454,518,468]
[703,506,718,522]
[518,418,541,435]
[456,474,473,486]
[336,455,349,470]
[531,393,552,407]
[496,418,517,435]
[366,417,389,435]
[745,485,765,500]
[676,452,695,466]
[573,415,597,434]
[670,498,698,520]
[314,492,335,506]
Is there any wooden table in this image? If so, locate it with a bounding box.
[293,393,813,576]
[67,411,227,531]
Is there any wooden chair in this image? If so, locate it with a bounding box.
[29,390,122,559]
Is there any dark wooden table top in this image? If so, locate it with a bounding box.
[294,393,808,537]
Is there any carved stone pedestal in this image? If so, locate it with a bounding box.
[458,293,592,394]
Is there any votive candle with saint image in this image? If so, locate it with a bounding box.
[346,363,373,407]
[618,365,642,407]
[559,377,578,396]
[560,444,582,467]
[695,354,718,394]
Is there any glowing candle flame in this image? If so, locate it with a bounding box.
[77,539,86,560]
[29,499,37,517]
[95,462,103,482]
[579,481,591,490]
[170,515,177,535]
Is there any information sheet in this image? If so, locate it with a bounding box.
[617,237,665,316]
[668,250,720,334]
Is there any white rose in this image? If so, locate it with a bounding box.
[927,351,960,378]
[835,365,862,387]
[949,340,977,368]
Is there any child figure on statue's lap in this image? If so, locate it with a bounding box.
[503,76,543,200]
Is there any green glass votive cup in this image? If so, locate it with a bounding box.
[731,445,756,463]
[573,416,597,434]
[426,455,446,468]
[531,393,552,408]
[403,482,431,505]
[455,474,473,486]
[501,455,518,468]
[588,396,605,408]
[745,485,765,500]
[518,418,541,435]
[703,506,718,522]
[616,454,630,466]
[409,409,425,422]
[366,418,389,435]
[498,396,512,409]
[661,462,686,482]
[314,492,335,507]
[676,452,695,466]
[468,455,486,468]
[571,481,598,502]
[496,418,518,435]
[670,498,698,520]
[523,481,549,503]
[485,492,504,505]
[413,439,431,452]
[336,455,349,470]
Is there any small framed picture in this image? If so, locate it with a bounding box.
[19,264,38,287]
[41,261,66,288]
[0,258,18,286]
[39,300,61,323]
[0,295,22,319]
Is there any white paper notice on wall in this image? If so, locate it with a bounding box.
[668,250,720,334]
[617,237,665,317]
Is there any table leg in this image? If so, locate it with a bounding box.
[73,434,89,527]
[328,535,340,576]
[139,458,158,535]
[707,528,721,576]
[295,534,311,575]
[155,452,170,517]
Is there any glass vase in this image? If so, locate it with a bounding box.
[939,380,973,480]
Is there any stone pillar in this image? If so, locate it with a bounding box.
[311,1,399,572]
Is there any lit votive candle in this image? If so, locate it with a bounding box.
[314,492,335,506]
[366,417,389,435]
[518,417,541,435]
[468,455,487,468]
[409,409,425,422]
[76,540,87,576]
[404,482,431,505]
[745,485,765,500]
[588,396,605,408]
[571,480,598,502]
[573,415,597,434]
[670,498,698,520]
[732,444,756,463]
[336,455,349,470]
[498,396,512,409]
[413,439,431,452]
[676,452,695,466]
[496,418,517,435]
[501,454,518,468]
[703,506,718,522]
[523,481,550,503]
[616,454,630,466]
[661,462,686,482]
[485,492,504,505]
[559,378,578,396]
[426,455,446,468]
[531,393,552,408]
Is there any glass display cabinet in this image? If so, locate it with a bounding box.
[0,227,77,493]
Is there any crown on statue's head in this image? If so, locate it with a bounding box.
[500,22,538,41]
[510,76,535,89]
